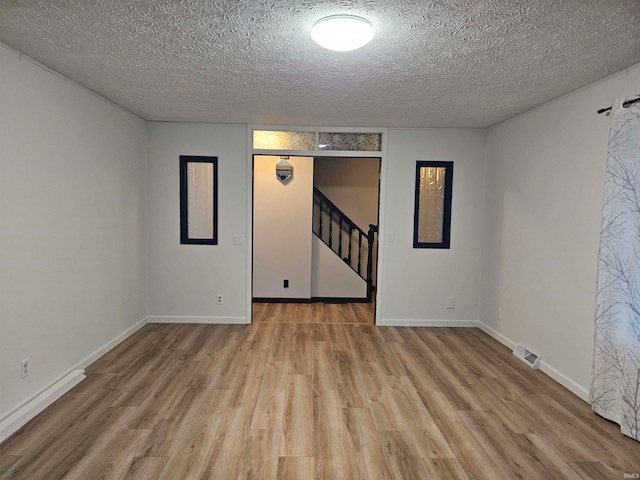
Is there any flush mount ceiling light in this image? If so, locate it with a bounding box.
[310,15,375,52]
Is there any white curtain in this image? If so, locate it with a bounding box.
[591,96,640,442]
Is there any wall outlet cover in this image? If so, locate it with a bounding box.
[233,234,245,245]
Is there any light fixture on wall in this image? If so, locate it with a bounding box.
[310,15,375,52]
[276,157,293,182]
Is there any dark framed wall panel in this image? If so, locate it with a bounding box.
[180,156,218,245]
[413,160,453,249]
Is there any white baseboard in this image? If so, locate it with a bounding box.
[0,369,85,444]
[478,322,589,402]
[538,360,589,402]
[78,317,149,369]
[376,319,590,402]
[147,315,249,325]
[0,317,148,445]
[477,322,517,350]
[378,319,481,328]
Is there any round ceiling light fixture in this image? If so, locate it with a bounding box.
[310,15,375,52]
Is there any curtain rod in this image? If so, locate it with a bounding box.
[597,96,640,114]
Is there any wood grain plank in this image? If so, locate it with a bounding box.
[276,457,314,480]
[314,390,351,480]
[388,377,455,458]
[279,374,315,457]
[423,458,471,480]
[359,365,406,431]
[251,362,288,430]
[228,348,268,409]
[567,461,619,480]
[111,347,187,408]
[327,324,351,351]
[0,373,117,456]
[138,373,209,457]
[289,324,313,375]
[239,429,281,480]
[459,409,576,480]
[0,456,20,475]
[342,408,395,480]
[72,428,149,480]
[116,456,169,480]
[387,341,441,392]
[4,400,133,480]
[418,391,505,480]
[157,388,231,479]
[2,319,639,480]
[125,357,200,431]
[380,429,432,479]
[362,329,405,376]
[312,341,340,393]
[528,393,638,470]
[333,351,367,408]
[250,323,277,351]
[343,324,376,363]
[202,406,253,480]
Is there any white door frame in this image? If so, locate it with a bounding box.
[246,125,389,324]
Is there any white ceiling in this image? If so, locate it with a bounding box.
[1,0,639,128]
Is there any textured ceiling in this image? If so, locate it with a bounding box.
[0,0,639,128]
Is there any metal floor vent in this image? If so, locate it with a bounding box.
[513,344,541,369]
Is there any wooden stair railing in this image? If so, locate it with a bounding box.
[313,187,377,301]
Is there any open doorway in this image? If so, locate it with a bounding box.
[252,155,381,324]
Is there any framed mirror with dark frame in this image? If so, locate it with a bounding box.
[413,160,453,249]
[180,155,218,245]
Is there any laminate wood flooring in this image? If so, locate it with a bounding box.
[1,322,639,479]
[253,301,374,324]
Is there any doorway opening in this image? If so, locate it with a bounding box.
[251,154,381,325]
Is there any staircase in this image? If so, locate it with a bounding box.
[313,187,377,301]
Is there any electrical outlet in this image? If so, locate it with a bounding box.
[21,358,29,379]
[233,234,245,245]
[446,297,454,309]
[284,279,289,288]
[216,294,223,305]
[498,307,503,321]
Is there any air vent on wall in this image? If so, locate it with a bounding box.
[513,344,541,369]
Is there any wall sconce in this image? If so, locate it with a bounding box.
[276,157,293,182]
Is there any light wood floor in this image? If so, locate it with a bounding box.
[253,301,374,324]
[1,315,639,478]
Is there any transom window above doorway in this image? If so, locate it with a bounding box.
[253,130,381,152]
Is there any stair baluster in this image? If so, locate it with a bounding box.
[312,187,376,295]
[318,196,323,238]
[338,217,343,258]
[328,205,333,249]
[357,233,362,275]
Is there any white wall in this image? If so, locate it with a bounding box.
[314,156,380,287]
[379,129,487,325]
[481,65,640,400]
[311,237,367,298]
[253,156,314,299]
[314,157,380,230]
[0,44,147,420]
[146,122,248,323]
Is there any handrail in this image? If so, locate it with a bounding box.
[313,187,367,239]
[313,187,378,301]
